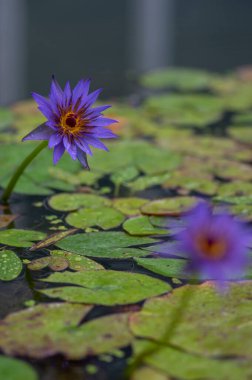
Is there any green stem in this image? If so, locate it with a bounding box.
[1,141,48,203]
[125,284,194,379]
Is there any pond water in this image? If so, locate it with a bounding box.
[1,67,252,379]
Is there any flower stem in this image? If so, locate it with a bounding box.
[1,141,48,203]
[125,284,194,379]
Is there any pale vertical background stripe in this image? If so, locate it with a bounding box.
[0,0,27,105]
[129,0,174,72]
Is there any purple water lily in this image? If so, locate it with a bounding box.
[22,77,117,168]
[175,202,251,282]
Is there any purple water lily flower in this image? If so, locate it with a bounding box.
[175,202,251,282]
[22,77,117,167]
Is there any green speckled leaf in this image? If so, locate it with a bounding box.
[0,303,92,358]
[40,270,170,305]
[0,250,22,281]
[0,229,46,248]
[48,193,111,212]
[113,197,149,216]
[66,206,125,230]
[130,282,252,358]
[133,340,252,380]
[141,197,196,216]
[56,231,157,257]
[0,356,38,380]
[123,216,167,236]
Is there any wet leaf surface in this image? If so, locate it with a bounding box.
[40,270,171,305]
[0,229,46,248]
[0,250,23,281]
[0,355,38,380]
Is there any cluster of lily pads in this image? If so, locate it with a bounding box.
[1,67,252,379]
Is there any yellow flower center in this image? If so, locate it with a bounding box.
[196,234,227,260]
[60,111,85,136]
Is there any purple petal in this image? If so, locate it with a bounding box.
[77,88,102,112]
[63,81,72,107]
[32,93,54,120]
[87,117,117,127]
[63,136,77,160]
[84,136,109,151]
[77,148,89,169]
[53,142,65,164]
[86,127,117,139]
[75,138,93,156]
[22,123,53,142]
[72,79,91,105]
[50,76,64,107]
[85,105,111,118]
[48,133,63,148]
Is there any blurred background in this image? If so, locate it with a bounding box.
[1,0,252,105]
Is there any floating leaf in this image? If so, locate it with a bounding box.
[127,173,171,192]
[56,231,157,258]
[40,270,170,305]
[113,197,149,216]
[48,193,111,212]
[66,207,125,230]
[141,197,196,216]
[29,229,78,251]
[111,166,139,186]
[50,250,104,271]
[131,365,170,380]
[0,229,46,248]
[130,282,252,358]
[0,250,22,281]
[133,340,252,380]
[135,258,186,279]
[0,303,92,358]
[0,356,38,380]
[123,216,167,236]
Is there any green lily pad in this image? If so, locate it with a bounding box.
[50,250,104,271]
[0,229,46,247]
[135,258,186,279]
[40,270,170,305]
[113,197,149,216]
[133,340,252,380]
[0,250,23,281]
[111,166,139,186]
[131,365,170,380]
[140,68,216,91]
[217,181,252,198]
[229,126,252,145]
[66,206,125,230]
[48,193,111,212]
[127,173,171,192]
[141,197,196,216]
[0,356,38,380]
[0,303,92,358]
[123,216,167,236]
[56,231,157,258]
[130,282,252,358]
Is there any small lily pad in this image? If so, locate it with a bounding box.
[0,250,23,281]
[113,197,149,216]
[0,229,46,247]
[56,231,157,257]
[66,206,125,230]
[123,216,168,236]
[141,197,196,216]
[0,356,38,380]
[48,193,111,212]
[50,250,104,271]
[40,270,170,305]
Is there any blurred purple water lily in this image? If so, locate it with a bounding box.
[23,77,117,168]
[175,202,251,282]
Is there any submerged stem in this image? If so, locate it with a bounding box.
[125,284,194,379]
[1,141,48,203]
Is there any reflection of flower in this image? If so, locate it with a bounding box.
[23,77,117,167]
[175,202,251,282]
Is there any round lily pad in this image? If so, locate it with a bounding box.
[66,206,125,230]
[123,216,167,236]
[0,229,46,248]
[141,197,196,216]
[0,250,23,281]
[113,197,148,216]
[40,270,171,305]
[0,356,38,380]
[48,193,111,212]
